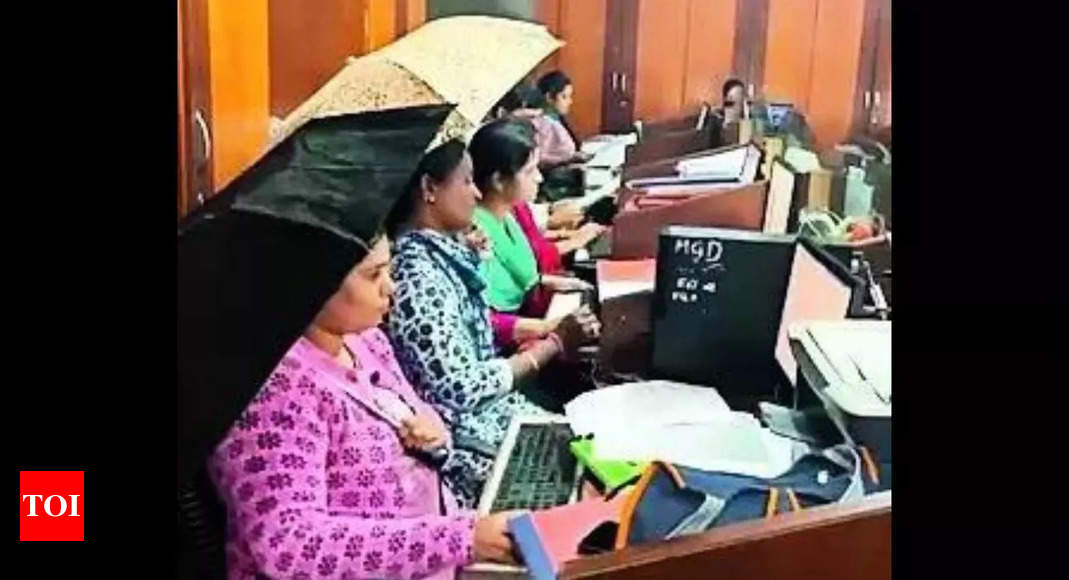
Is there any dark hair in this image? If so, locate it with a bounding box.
[383,139,467,237]
[722,78,745,101]
[493,85,529,115]
[537,70,572,99]
[468,118,537,195]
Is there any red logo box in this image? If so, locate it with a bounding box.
[19,471,84,541]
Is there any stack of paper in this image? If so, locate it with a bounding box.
[564,381,802,478]
[675,147,748,177]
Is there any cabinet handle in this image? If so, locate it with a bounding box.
[873,91,882,107]
[864,91,872,109]
[611,72,619,92]
[194,109,212,165]
[621,73,628,94]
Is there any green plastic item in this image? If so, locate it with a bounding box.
[569,438,648,490]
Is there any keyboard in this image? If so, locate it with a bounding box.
[490,423,578,512]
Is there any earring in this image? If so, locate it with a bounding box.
[426,196,436,204]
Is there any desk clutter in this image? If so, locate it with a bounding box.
[470,129,891,578]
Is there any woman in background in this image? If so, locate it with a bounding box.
[468,118,593,321]
[536,70,583,153]
[385,140,598,507]
[491,88,606,279]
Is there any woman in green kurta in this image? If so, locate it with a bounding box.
[468,118,591,318]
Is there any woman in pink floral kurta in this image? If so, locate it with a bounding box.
[208,237,515,579]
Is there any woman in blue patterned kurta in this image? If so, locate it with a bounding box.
[384,140,597,507]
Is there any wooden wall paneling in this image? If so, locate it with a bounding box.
[268,0,364,119]
[533,0,562,75]
[763,0,818,108]
[633,0,689,122]
[179,0,213,217]
[875,0,891,128]
[600,0,636,133]
[851,0,882,136]
[396,0,427,36]
[807,0,866,148]
[731,0,769,95]
[208,0,269,192]
[178,0,190,219]
[682,0,738,111]
[365,0,399,52]
[556,0,608,137]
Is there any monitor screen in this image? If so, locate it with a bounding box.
[763,159,796,234]
[767,104,793,128]
[652,226,796,400]
[774,243,854,385]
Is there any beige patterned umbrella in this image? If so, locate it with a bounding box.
[271,15,563,149]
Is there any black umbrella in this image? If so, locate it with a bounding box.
[177,104,453,488]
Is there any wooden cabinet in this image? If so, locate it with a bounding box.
[177,0,423,219]
[536,0,610,138]
[761,0,890,148]
[178,0,213,220]
[633,0,738,123]
[535,0,888,149]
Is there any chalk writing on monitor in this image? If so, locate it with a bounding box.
[668,236,727,306]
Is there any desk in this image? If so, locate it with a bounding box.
[562,492,891,579]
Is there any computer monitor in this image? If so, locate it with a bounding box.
[773,239,861,386]
[767,103,794,129]
[763,158,797,234]
[651,226,796,403]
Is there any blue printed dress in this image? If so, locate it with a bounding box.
[387,229,547,507]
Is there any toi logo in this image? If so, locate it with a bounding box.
[19,471,84,541]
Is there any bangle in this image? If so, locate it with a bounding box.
[522,352,540,372]
[546,332,564,354]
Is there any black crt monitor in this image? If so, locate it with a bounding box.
[651,226,797,404]
[773,237,867,389]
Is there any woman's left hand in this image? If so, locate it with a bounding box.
[399,413,449,451]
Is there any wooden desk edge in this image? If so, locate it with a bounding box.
[562,491,891,578]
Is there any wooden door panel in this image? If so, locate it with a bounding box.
[557,0,608,137]
[875,0,891,128]
[807,0,866,148]
[634,0,689,122]
[268,0,365,119]
[207,0,270,191]
[763,0,818,107]
[732,0,770,94]
[179,0,213,219]
[682,0,738,111]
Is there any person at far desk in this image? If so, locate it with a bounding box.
[385,139,599,508]
[717,78,748,125]
[491,88,607,273]
[535,70,593,202]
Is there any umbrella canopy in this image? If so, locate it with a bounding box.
[177,103,453,487]
[271,15,563,149]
